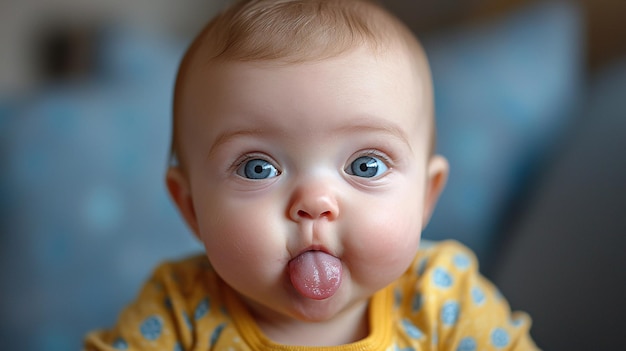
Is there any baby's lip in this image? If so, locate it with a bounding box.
[291,245,335,260]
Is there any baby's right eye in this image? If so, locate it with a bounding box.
[236,159,280,180]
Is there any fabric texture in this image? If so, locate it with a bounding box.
[84,241,537,351]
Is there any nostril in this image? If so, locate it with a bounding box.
[297,210,332,219]
[297,210,312,219]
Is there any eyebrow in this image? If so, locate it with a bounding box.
[208,128,266,158]
[334,119,413,152]
[207,117,413,157]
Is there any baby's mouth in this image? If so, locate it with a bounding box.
[288,250,342,300]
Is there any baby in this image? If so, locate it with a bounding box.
[85,0,538,350]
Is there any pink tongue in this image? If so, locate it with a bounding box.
[288,251,342,300]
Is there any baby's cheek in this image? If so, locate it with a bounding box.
[199,198,285,264]
[199,210,284,294]
[345,211,421,285]
[366,220,419,260]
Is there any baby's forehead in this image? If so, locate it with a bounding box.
[171,0,435,164]
[183,47,432,139]
[180,40,431,118]
[179,52,431,162]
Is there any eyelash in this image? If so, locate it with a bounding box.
[351,149,393,166]
[232,153,277,170]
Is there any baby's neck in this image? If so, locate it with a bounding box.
[247,298,370,346]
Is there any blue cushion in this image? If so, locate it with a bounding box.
[0,28,200,351]
[421,1,583,263]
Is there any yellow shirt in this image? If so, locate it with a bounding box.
[84,241,539,350]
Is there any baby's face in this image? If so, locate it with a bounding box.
[169,46,445,326]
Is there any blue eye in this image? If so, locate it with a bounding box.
[237,159,280,179]
[348,156,388,178]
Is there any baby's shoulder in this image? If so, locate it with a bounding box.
[394,240,488,317]
[84,255,235,350]
[391,241,538,350]
[148,253,219,299]
[410,239,479,280]
[151,253,213,281]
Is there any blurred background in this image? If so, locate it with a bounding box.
[1,0,624,350]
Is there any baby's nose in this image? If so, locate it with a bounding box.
[288,186,339,222]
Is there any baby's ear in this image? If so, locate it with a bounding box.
[166,167,201,238]
[422,155,449,229]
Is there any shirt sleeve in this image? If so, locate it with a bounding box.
[407,240,540,351]
[83,256,216,351]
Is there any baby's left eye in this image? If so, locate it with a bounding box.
[347,155,389,178]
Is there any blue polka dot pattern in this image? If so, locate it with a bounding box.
[412,293,423,313]
[417,258,428,276]
[401,319,424,339]
[511,317,524,327]
[112,337,128,349]
[456,337,477,351]
[395,344,416,351]
[491,328,510,348]
[183,312,192,330]
[433,267,453,288]
[210,323,226,348]
[194,298,210,320]
[173,342,183,351]
[471,286,486,305]
[453,253,471,270]
[140,315,164,341]
[164,297,173,310]
[394,289,403,308]
[441,300,460,326]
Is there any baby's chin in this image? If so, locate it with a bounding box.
[289,288,369,322]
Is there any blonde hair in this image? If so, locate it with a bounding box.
[171,0,432,168]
